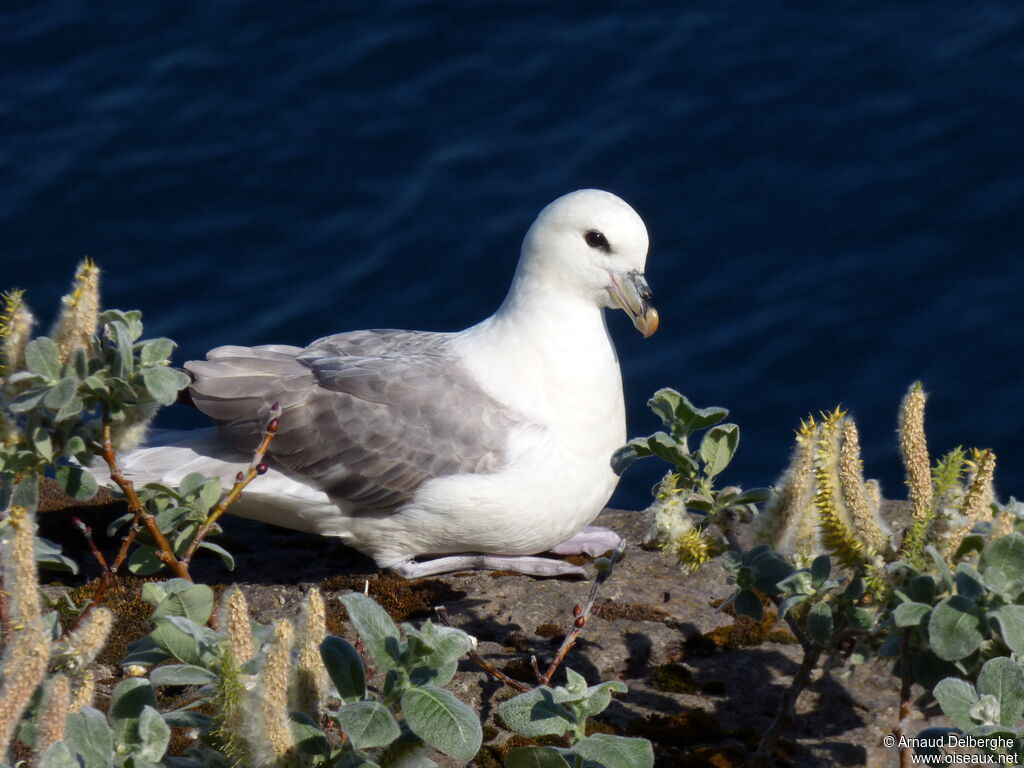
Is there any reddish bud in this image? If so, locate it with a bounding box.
[267,417,280,434]
[256,462,269,475]
[572,604,583,617]
[574,616,586,629]
[235,471,245,483]
[591,604,602,616]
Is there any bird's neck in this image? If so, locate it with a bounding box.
[455,272,623,426]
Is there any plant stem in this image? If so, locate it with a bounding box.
[435,607,530,692]
[181,404,279,565]
[99,416,190,580]
[537,542,625,686]
[751,642,824,766]
[896,628,913,768]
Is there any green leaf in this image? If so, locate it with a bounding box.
[335,701,401,749]
[733,589,763,621]
[928,595,986,661]
[140,338,176,366]
[990,605,1024,654]
[571,734,655,768]
[579,679,628,719]
[810,555,831,585]
[127,546,165,576]
[933,677,979,732]
[25,337,60,379]
[894,602,931,628]
[149,664,218,687]
[648,388,684,428]
[403,620,472,686]
[43,376,78,409]
[976,656,1024,726]
[320,636,367,703]
[196,478,222,514]
[109,679,158,747]
[11,474,39,513]
[34,536,80,574]
[401,685,482,762]
[151,583,215,625]
[806,600,834,646]
[198,540,235,571]
[641,432,689,467]
[177,473,206,497]
[55,394,84,423]
[954,563,985,601]
[496,687,575,738]
[55,465,99,501]
[340,593,401,672]
[980,533,1024,584]
[150,619,202,666]
[136,705,171,760]
[289,711,331,757]
[699,424,739,477]
[30,426,54,461]
[8,385,49,413]
[110,321,135,379]
[64,707,115,768]
[505,747,573,768]
[38,742,79,768]
[731,487,772,505]
[141,366,190,406]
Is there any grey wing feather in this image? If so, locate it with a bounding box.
[185,330,521,510]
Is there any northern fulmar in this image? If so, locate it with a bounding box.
[118,189,658,578]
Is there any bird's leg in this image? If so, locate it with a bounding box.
[547,525,622,557]
[390,554,588,579]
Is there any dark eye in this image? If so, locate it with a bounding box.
[585,230,610,250]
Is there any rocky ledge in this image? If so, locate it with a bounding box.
[34,485,943,767]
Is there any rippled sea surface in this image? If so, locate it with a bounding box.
[3,2,1023,509]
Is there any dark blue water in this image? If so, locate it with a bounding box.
[3,2,1023,510]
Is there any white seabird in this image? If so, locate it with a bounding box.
[119,189,658,578]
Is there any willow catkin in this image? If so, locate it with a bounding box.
[899,383,933,522]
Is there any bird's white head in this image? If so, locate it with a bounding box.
[515,189,658,337]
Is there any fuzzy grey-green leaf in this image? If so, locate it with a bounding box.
[806,600,834,646]
[402,685,482,761]
[136,705,171,760]
[335,701,401,749]
[933,677,979,733]
[149,664,218,687]
[43,375,77,409]
[151,583,215,625]
[505,747,572,768]
[38,742,79,768]
[980,533,1024,584]
[55,464,98,501]
[928,596,985,661]
[25,337,60,379]
[976,656,1024,726]
[141,366,190,406]
[990,606,1024,654]
[571,734,655,768]
[340,592,401,672]
[140,338,176,366]
[894,602,930,628]
[64,707,115,768]
[321,636,367,703]
[699,424,739,477]
[497,687,575,738]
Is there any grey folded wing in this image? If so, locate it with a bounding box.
[184,329,522,510]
